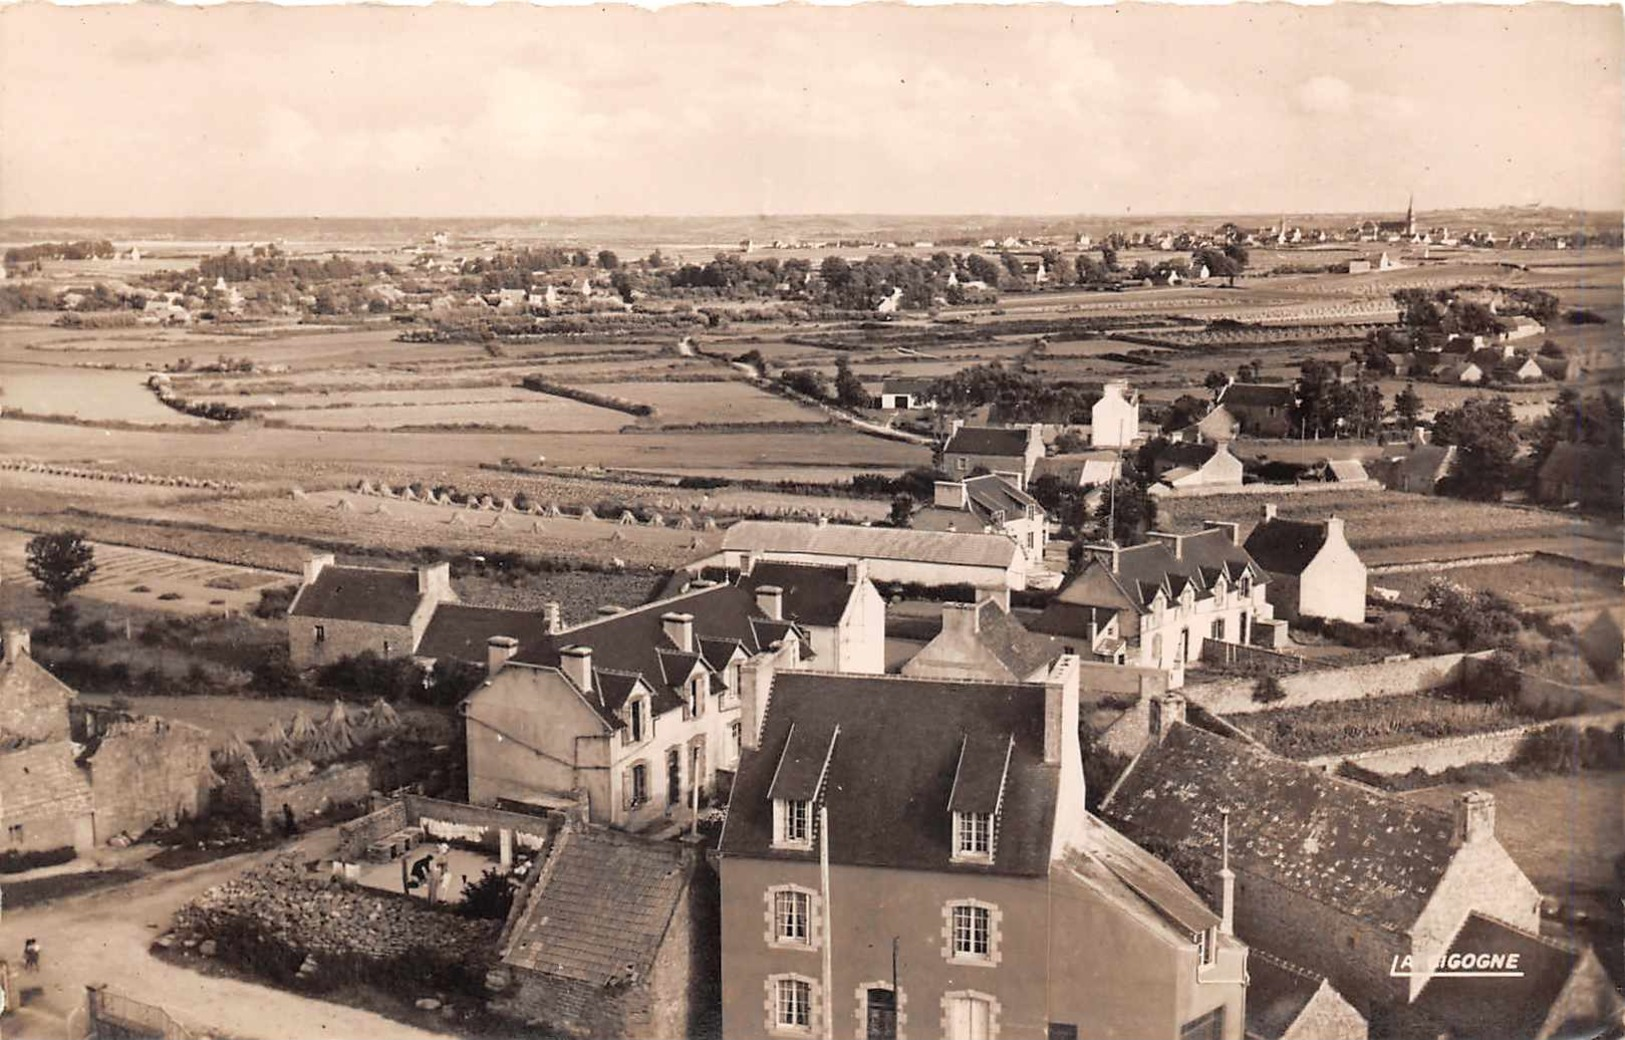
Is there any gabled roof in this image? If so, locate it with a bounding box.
[1047,530,1264,617]
[288,565,423,625]
[1219,383,1295,409]
[416,604,554,663]
[1325,459,1368,482]
[1155,442,1219,469]
[1538,442,1625,502]
[512,584,792,718]
[1102,722,1459,933]
[944,425,1032,457]
[882,377,936,396]
[722,521,1019,570]
[963,473,1036,516]
[741,562,858,628]
[1053,813,1219,939]
[501,825,693,985]
[1244,518,1331,576]
[971,600,1065,678]
[1391,444,1456,486]
[720,672,1060,876]
[1399,912,1611,1040]
[1245,950,1336,1040]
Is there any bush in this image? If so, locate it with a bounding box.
[253,583,299,619]
[0,846,76,874]
[1253,674,1288,704]
[1566,308,1607,325]
[459,868,519,920]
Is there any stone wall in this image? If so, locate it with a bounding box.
[86,716,215,843]
[287,616,416,670]
[334,800,410,862]
[1308,709,1625,776]
[0,652,74,744]
[403,795,555,855]
[0,741,94,853]
[216,757,372,828]
[1154,479,1384,500]
[1184,652,1478,716]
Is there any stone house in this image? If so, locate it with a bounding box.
[286,554,457,669]
[1090,380,1141,448]
[494,822,713,1039]
[1172,404,1242,447]
[1244,950,1367,1040]
[1031,451,1120,488]
[1215,383,1295,438]
[1242,505,1367,624]
[1029,525,1276,685]
[414,602,561,668]
[902,599,1063,683]
[911,476,1048,570]
[1148,442,1245,492]
[1373,444,1456,495]
[1102,711,1544,1013]
[876,378,936,410]
[939,423,1046,488]
[464,583,808,832]
[718,658,1249,1040]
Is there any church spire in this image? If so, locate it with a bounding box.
[1406,193,1416,235]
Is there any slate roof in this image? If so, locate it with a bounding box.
[722,521,1019,570]
[502,825,692,985]
[1245,950,1329,1040]
[1388,444,1456,488]
[742,563,856,628]
[1244,518,1331,576]
[1047,529,1265,617]
[1399,912,1602,1040]
[1326,459,1368,482]
[971,600,1064,678]
[415,604,554,663]
[1053,812,1219,938]
[511,584,793,720]
[1537,443,1625,505]
[1101,722,1459,933]
[720,672,1059,876]
[1156,442,1219,469]
[289,565,423,625]
[1219,383,1295,409]
[943,425,1032,457]
[882,377,936,396]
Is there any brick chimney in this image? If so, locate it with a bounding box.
[417,561,453,601]
[755,585,784,621]
[1043,653,1081,766]
[934,481,969,509]
[1203,520,1242,547]
[559,645,593,693]
[3,627,30,663]
[737,654,778,753]
[941,601,981,640]
[661,611,695,653]
[303,553,335,585]
[1453,790,1496,846]
[1146,531,1185,560]
[543,601,563,635]
[1261,503,1278,522]
[1149,692,1187,743]
[486,635,518,677]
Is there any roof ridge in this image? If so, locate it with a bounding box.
[553,583,736,634]
[1250,947,1328,983]
[1463,911,1583,956]
[780,668,1046,688]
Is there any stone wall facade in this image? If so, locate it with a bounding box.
[85,716,215,843]
[1184,652,1477,716]
[1312,709,1625,777]
[217,757,372,828]
[287,616,417,671]
[0,741,94,853]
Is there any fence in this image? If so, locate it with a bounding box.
[87,986,192,1040]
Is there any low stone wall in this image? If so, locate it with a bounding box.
[1198,639,1304,675]
[403,795,555,854]
[86,716,215,844]
[1307,709,1625,776]
[334,800,410,862]
[1154,479,1384,500]
[1369,553,1536,576]
[216,757,372,829]
[1185,652,1479,716]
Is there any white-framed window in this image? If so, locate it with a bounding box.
[687,674,707,718]
[763,885,820,949]
[725,661,742,704]
[955,456,967,471]
[729,721,743,768]
[953,811,993,862]
[941,900,1000,965]
[774,799,813,849]
[1197,926,1217,967]
[628,697,646,743]
[766,973,820,1036]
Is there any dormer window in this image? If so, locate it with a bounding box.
[953,811,993,861]
[774,799,812,848]
[628,697,647,743]
[687,674,707,719]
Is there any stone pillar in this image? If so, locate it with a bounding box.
[499,827,513,871]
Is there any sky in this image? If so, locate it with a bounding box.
[1,4,1620,218]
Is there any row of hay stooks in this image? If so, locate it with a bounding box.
[0,457,238,491]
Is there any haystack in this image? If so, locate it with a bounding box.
[448,511,468,526]
[547,502,564,517]
[675,515,695,530]
[465,497,480,510]
[400,486,418,501]
[290,488,308,501]
[579,507,597,521]
[289,710,319,745]
[701,516,718,530]
[335,497,356,512]
[325,700,357,753]
[478,495,496,511]
[617,510,637,525]
[380,484,398,499]
[359,698,401,732]
[498,497,516,512]
[491,514,510,529]
[356,479,375,494]
[646,513,665,527]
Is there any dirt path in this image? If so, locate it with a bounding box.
[0,834,454,1040]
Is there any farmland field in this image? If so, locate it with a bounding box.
[271,396,626,431]
[0,362,207,424]
[586,379,829,424]
[1370,558,1624,610]
[1231,691,1545,760]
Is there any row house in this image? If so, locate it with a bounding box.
[1029,525,1277,686]
[718,657,1249,1040]
[463,583,807,832]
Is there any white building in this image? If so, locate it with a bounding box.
[1090,381,1141,449]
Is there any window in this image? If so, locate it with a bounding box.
[774,977,812,1032]
[866,988,898,1040]
[1197,927,1217,966]
[7,823,22,841]
[1048,1025,1079,1040]
[313,624,326,643]
[955,456,967,471]
[953,811,992,860]
[666,748,683,806]
[951,904,991,959]
[775,799,812,848]
[630,763,649,808]
[1179,1008,1224,1040]
[687,675,706,718]
[725,662,741,703]
[729,722,743,767]
[773,889,811,944]
[1210,618,1225,641]
[382,640,392,656]
[628,698,646,743]
[943,993,995,1040]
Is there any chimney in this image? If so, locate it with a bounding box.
[738,654,777,753]
[1218,809,1236,936]
[755,585,784,621]
[846,559,867,586]
[1453,790,1496,846]
[934,481,969,510]
[1083,542,1122,573]
[417,561,452,600]
[740,552,756,577]
[1203,520,1242,547]
[486,635,518,677]
[941,601,981,640]
[3,627,30,663]
[1146,531,1185,560]
[559,645,593,693]
[1324,516,1346,545]
[1043,653,1081,766]
[1148,692,1187,743]
[1261,503,1278,522]
[303,553,335,585]
[661,611,695,653]
[543,601,563,635]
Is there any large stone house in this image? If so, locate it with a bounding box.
[1215,383,1295,438]
[902,599,1064,683]
[718,658,1249,1040]
[286,554,457,668]
[463,583,807,832]
[1102,710,1546,1014]
[493,822,713,1039]
[911,476,1048,570]
[939,423,1046,488]
[1090,380,1141,448]
[1242,506,1367,624]
[1029,525,1275,686]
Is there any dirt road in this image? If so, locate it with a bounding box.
[0,836,454,1040]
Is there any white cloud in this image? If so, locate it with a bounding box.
[1155,76,1221,117]
[1298,75,1356,114]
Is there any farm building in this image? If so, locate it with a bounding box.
[1372,443,1456,495]
[911,475,1048,569]
[939,422,1046,487]
[1498,316,1546,343]
[1090,380,1141,448]
[711,520,1027,603]
[1032,451,1122,487]
[1216,383,1295,437]
[1172,404,1242,446]
[874,377,936,410]
[286,554,458,669]
[1147,441,1245,492]
[1103,712,1548,1014]
[900,598,1064,682]
[414,602,560,668]
[1343,259,1373,275]
[1242,506,1367,624]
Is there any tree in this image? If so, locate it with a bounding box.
[1394,383,1424,427]
[1160,394,1209,434]
[1099,245,1119,272]
[1092,478,1157,545]
[819,256,853,291]
[596,250,619,270]
[833,356,870,410]
[888,495,915,528]
[1202,370,1230,397]
[1252,674,1287,704]
[1054,429,1087,454]
[1432,396,1519,501]
[1220,243,1250,286]
[26,531,97,608]
[965,253,1002,286]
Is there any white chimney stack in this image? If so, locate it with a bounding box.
[559,645,593,693]
[1453,790,1496,846]
[1219,809,1236,936]
[1149,692,1187,743]
[1261,503,1278,522]
[3,627,30,663]
[737,654,777,753]
[543,601,563,635]
[304,553,335,586]
[755,585,784,621]
[661,611,695,653]
[417,561,453,600]
[486,635,518,677]
[941,601,981,640]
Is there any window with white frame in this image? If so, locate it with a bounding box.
[729,721,743,767]
[768,887,814,947]
[953,811,993,861]
[770,975,814,1033]
[1197,926,1218,967]
[687,674,707,718]
[774,799,812,848]
[628,697,646,743]
[946,902,995,962]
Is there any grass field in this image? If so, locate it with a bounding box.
[0,362,206,424]
[1232,692,1541,760]
[0,530,287,614]
[272,397,627,432]
[1372,558,1623,610]
[588,379,828,424]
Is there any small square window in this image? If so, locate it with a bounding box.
[313,624,326,643]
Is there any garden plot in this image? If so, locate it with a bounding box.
[0,532,288,614]
[1371,558,1623,611]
